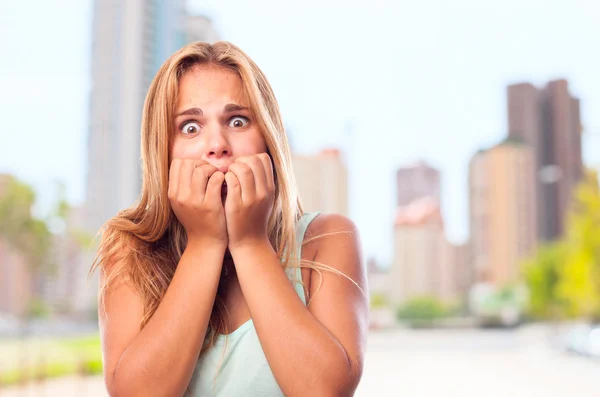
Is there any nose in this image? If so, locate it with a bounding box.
[204,127,231,161]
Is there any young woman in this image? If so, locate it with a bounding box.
[91,41,368,397]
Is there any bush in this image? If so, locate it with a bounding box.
[370,293,389,309]
[396,296,449,323]
[0,334,103,387]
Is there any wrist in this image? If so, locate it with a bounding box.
[228,237,273,257]
[185,238,228,255]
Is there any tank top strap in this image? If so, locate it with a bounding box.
[285,212,320,305]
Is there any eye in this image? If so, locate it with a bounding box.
[228,116,249,128]
[180,121,200,135]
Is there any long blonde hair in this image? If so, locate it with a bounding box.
[89,41,305,351]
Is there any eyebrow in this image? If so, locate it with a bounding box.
[175,103,250,117]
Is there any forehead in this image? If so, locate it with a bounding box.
[177,64,247,105]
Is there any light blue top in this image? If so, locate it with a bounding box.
[187,212,320,397]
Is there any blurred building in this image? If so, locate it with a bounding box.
[0,239,32,316]
[388,197,464,305]
[366,257,388,297]
[469,139,537,287]
[85,1,218,233]
[507,79,583,241]
[396,161,441,207]
[42,206,99,316]
[293,149,348,216]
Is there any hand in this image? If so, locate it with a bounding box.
[168,158,227,248]
[224,153,275,249]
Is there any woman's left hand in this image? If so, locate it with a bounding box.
[224,153,275,250]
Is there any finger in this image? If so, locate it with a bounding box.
[191,164,217,199]
[178,159,194,202]
[258,153,275,194]
[229,162,255,205]
[237,156,267,198]
[205,171,225,205]
[168,158,181,201]
[224,171,241,210]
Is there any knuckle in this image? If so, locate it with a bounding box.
[176,196,188,207]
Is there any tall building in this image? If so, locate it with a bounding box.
[388,161,467,305]
[86,0,183,232]
[507,79,583,241]
[293,149,348,216]
[85,2,219,233]
[390,198,444,304]
[396,161,441,207]
[469,139,537,287]
[388,197,464,304]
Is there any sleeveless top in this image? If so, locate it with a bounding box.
[187,212,320,397]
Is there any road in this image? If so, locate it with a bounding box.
[2,324,598,397]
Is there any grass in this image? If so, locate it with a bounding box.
[0,334,103,387]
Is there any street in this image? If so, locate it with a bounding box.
[2,324,598,396]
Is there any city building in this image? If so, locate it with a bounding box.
[507,79,583,241]
[366,257,389,298]
[388,197,464,305]
[42,205,99,316]
[396,161,441,207]
[85,1,219,233]
[469,139,537,287]
[293,149,348,216]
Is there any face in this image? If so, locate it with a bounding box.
[171,64,267,172]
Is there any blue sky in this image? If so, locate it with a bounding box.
[0,0,599,264]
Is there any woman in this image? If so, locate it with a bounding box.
[91,41,368,397]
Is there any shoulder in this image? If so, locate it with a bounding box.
[305,213,363,271]
[307,212,359,237]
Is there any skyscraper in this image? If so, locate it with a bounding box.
[507,79,583,241]
[292,149,348,216]
[85,0,185,233]
[396,161,441,207]
[389,197,445,304]
[469,139,537,286]
[85,2,219,233]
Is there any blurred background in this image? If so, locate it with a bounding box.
[1,0,599,396]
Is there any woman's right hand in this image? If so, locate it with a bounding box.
[168,158,227,248]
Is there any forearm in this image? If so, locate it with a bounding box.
[231,242,356,397]
[110,243,224,397]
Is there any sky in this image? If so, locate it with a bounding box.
[0,0,599,265]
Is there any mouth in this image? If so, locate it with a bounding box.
[221,182,227,202]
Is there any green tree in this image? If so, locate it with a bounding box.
[557,170,600,320]
[0,176,51,274]
[523,169,600,321]
[522,242,566,319]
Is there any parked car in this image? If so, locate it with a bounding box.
[563,324,600,359]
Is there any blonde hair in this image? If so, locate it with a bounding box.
[89,41,305,352]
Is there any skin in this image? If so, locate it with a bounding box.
[100,64,368,397]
